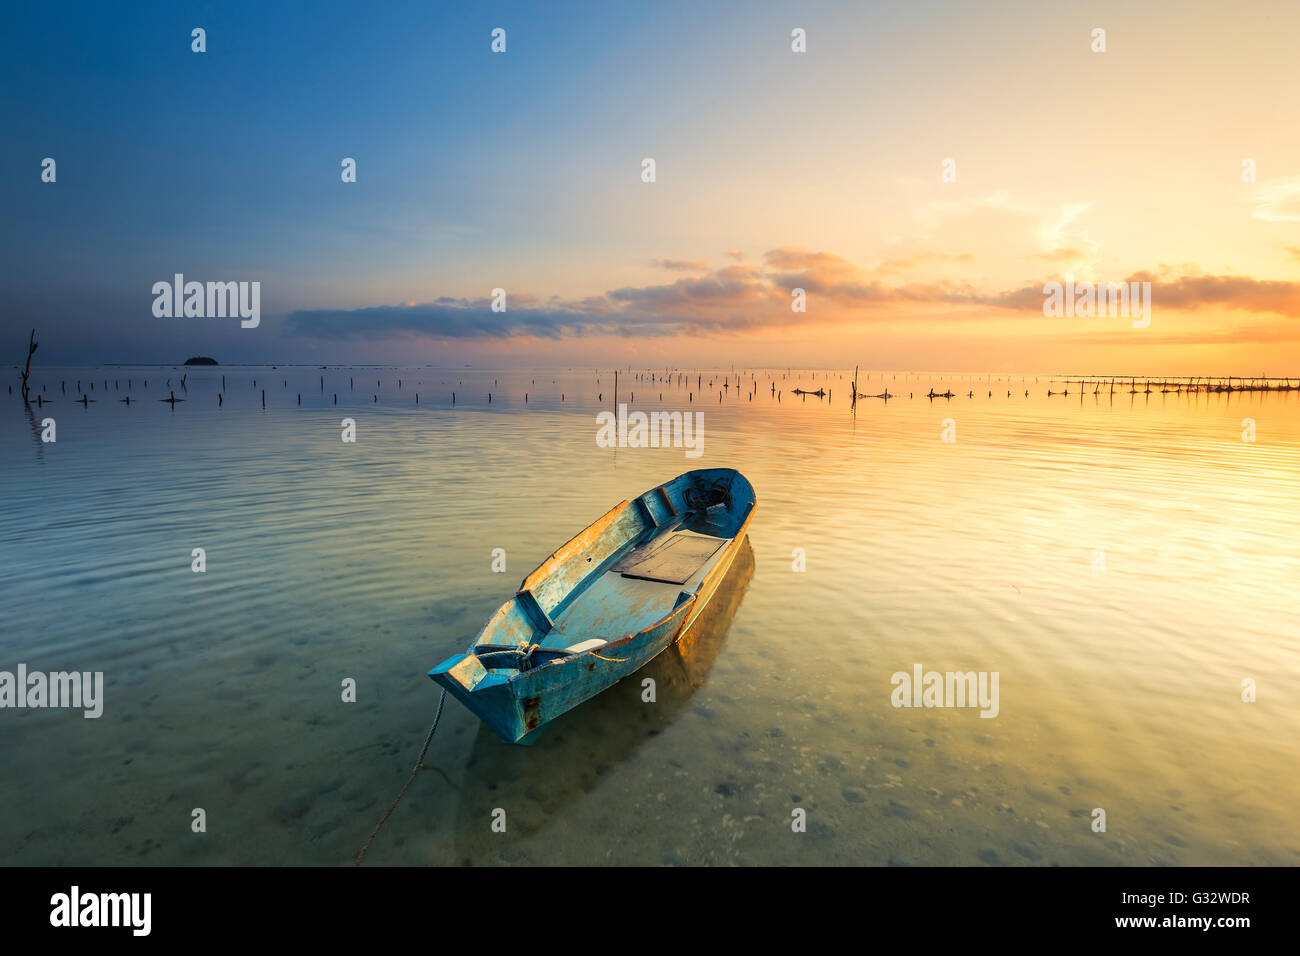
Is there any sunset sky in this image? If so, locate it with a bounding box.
[3,0,1298,373]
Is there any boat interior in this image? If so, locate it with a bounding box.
[471,469,755,671]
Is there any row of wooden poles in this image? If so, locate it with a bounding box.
[1050,375,1298,393]
[12,367,1296,411]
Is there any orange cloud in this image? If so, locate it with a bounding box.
[874,251,976,274]
[287,248,1300,343]
[650,258,710,271]
[1031,248,1089,263]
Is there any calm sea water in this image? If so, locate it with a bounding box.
[2,365,1298,865]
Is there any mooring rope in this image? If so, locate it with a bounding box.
[475,641,539,664]
[478,641,626,664]
[354,687,447,866]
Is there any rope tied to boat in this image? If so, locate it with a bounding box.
[475,641,540,665]
[684,476,732,514]
[354,687,447,866]
[479,641,626,665]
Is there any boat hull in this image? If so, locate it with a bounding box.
[429,469,756,744]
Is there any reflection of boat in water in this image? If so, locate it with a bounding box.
[448,536,755,856]
[430,470,756,744]
[637,533,755,697]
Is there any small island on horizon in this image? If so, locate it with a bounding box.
[183,356,219,366]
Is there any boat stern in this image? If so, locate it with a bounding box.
[428,652,521,743]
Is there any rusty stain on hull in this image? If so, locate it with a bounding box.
[523,697,541,731]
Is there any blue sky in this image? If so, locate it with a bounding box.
[3,1,1298,371]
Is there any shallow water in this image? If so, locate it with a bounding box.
[2,366,1298,865]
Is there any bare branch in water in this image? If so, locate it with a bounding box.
[20,328,38,403]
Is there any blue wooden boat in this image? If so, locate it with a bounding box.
[429,468,756,744]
